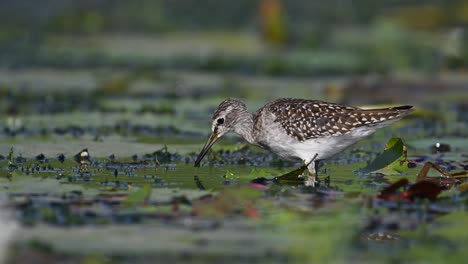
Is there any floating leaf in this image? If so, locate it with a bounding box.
[403,180,441,201]
[415,161,467,190]
[377,178,442,201]
[224,170,235,179]
[378,178,409,200]
[248,168,273,178]
[273,156,320,185]
[361,137,409,175]
[121,185,152,207]
[274,165,306,185]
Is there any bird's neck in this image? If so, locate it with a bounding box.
[233,111,256,145]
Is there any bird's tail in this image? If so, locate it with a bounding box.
[351,105,414,126]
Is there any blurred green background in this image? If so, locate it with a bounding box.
[1,0,468,73]
[0,0,467,111]
[1,0,467,155]
[1,0,467,147]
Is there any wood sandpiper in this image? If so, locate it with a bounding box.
[194,98,413,186]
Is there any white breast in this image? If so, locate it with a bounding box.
[259,121,385,163]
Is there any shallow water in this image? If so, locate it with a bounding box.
[0,68,467,263]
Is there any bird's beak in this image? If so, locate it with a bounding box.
[194,132,220,167]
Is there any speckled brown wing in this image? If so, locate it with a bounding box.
[261,98,413,142]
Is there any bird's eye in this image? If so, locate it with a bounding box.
[217,118,225,125]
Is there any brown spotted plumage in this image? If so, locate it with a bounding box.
[259,98,412,142]
[195,98,414,186]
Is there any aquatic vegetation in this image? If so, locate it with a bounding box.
[0,32,466,264]
[1,125,467,263]
[361,137,410,175]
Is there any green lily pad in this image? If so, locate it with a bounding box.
[360,137,409,175]
[224,170,236,179]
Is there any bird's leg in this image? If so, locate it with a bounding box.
[304,154,319,187]
[304,164,317,187]
[276,154,319,185]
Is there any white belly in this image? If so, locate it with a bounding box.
[260,125,381,162]
[253,110,395,163]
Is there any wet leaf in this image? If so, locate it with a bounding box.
[415,161,457,190]
[121,185,152,207]
[403,180,441,201]
[248,168,273,178]
[378,178,409,200]
[273,165,307,184]
[224,170,235,179]
[377,178,442,201]
[361,137,409,175]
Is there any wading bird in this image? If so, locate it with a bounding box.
[195,98,413,186]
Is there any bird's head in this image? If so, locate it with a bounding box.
[194,99,248,167]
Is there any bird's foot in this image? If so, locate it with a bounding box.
[304,175,331,188]
[304,175,319,187]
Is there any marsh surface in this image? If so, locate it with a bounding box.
[1,73,467,263]
[1,7,468,261]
